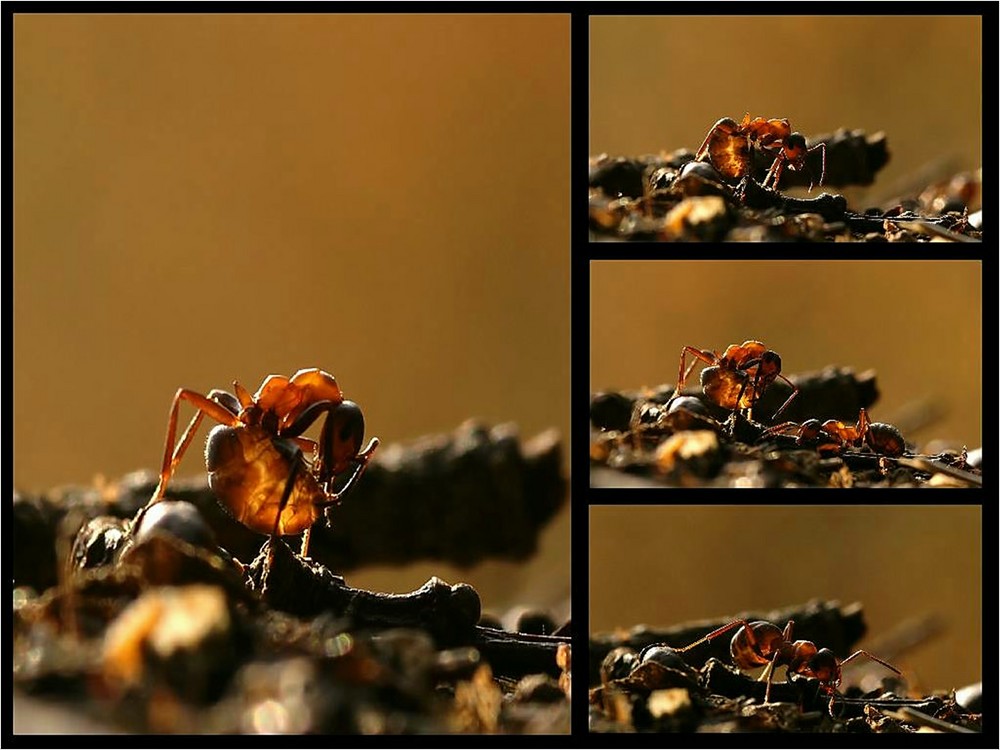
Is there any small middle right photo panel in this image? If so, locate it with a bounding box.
[589,260,981,490]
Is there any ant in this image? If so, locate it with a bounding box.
[761,408,905,457]
[675,619,901,715]
[671,340,799,423]
[143,368,379,559]
[696,114,827,193]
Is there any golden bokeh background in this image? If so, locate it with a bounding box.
[591,506,982,692]
[14,14,570,613]
[591,261,982,449]
[591,16,982,205]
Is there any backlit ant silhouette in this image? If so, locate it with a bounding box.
[675,618,901,715]
[696,114,827,192]
[761,407,905,457]
[671,340,799,422]
[143,368,379,558]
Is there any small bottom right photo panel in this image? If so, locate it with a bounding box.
[588,505,981,734]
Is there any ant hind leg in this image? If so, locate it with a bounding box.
[674,347,716,401]
[151,389,241,504]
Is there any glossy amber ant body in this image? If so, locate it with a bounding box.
[696,114,827,192]
[145,368,379,557]
[676,619,900,713]
[762,408,905,457]
[671,340,799,422]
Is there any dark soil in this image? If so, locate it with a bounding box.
[589,129,981,242]
[589,601,981,734]
[12,423,570,734]
[590,368,981,488]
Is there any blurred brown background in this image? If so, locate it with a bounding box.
[591,261,982,449]
[591,16,982,204]
[14,15,570,614]
[590,506,982,692]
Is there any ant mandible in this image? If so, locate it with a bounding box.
[762,408,906,457]
[675,619,901,714]
[696,114,827,192]
[144,368,379,558]
[671,340,799,423]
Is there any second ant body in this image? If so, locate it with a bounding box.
[675,618,901,714]
[144,368,379,558]
[671,340,799,423]
[696,114,826,193]
[761,408,905,457]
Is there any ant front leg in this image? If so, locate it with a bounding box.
[303,437,379,559]
[806,142,826,191]
[152,389,241,503]
[769,375,799,422]
[317,437,380,503]
[838,649,901,677]
[762,152,787,191]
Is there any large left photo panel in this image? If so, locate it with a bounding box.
[13,13,571,735]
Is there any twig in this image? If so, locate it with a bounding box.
[885,706,978,733]
[896,457,983,487]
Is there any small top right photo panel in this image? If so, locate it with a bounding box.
[589,15,982,243]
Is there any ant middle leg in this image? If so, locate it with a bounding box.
[839,649,901,676]
[674,619,754,654]
[268,450,305,567]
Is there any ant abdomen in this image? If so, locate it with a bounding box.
[730,621,785,669]
[866,422,905,457]
[700,365,745,410]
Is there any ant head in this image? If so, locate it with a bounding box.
[758,350,782,378]
[319,400,367,476]
[783,133,809,164]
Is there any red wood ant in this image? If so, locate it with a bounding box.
[675,618,901,714]
[671,340,799,422]
[696,114,827,192]
[144,368,379,558]
[762,408,905,457]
